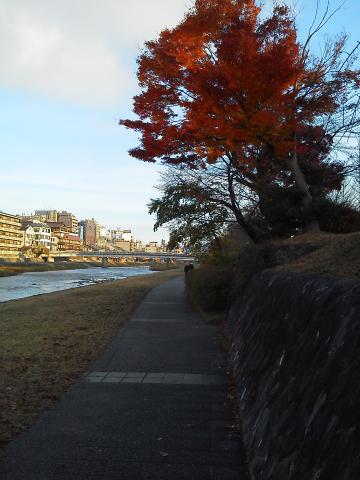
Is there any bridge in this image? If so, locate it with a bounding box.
[49,250,195,262]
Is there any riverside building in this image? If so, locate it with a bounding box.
[79,218,99,247]
[20,220,52,251]
[0,211,22,260]
[46,222,82,251]
[58,211,78,233]
[34,209,58,222]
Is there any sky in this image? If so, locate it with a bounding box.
[0,0,359,243]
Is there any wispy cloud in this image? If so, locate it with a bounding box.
[0,0,188,106]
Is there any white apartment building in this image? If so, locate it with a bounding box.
[21,220,52,251]
[21,225,36,247]
[121,230,133,242]
[110,228,133,243]
[110,228,123,242]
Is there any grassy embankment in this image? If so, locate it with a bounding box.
[273,232,360,278]
[0,268,181,446]
[184,232,360,438]
[186,232,360,321]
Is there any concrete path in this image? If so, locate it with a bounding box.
[0,276,249,479]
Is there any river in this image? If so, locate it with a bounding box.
[0,266,154,303]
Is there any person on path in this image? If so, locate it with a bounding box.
[184,263,194,274]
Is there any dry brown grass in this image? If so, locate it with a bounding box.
[274,232,360,279]
[0,269,181,445]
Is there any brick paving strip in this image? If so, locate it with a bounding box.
[0,277,249,480]
[84,372,225,385]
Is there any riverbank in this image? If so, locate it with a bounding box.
[0,261,107,278]
[0,269,182,446]
[0,260,182,277]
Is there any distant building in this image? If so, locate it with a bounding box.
[35,209,58,222]
[21,220,52,251]
[20,214,41,222]
[110,229,120,242]
[171,245,184,254]
[79,218,98,247]
[99,226,108,238]
[133,240,144,252]
[110,228,133,243]
[145,241,158,253]
[96,222,101,243]
[21,224,36,247]
[77,223,84,241]
[157,239,168,253]
[63,232,82,251]
[110,228,123,242]
[58,211,78,233]
[121,230,133,242]
[114,240,132,252]
[0,211,22,260]
[46,222,82,251]
[96,226,111,249]
[21,222,58,254]
[51,235,59,252]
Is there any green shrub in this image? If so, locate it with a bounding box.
[186,265,233,312]
[149,262,181,271]
[230,243,272,298]
[198,236,245,266]
[186,243,276,314]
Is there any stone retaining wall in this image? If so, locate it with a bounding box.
[229,270,360,480]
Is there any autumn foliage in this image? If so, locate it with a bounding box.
[121,0,360,241]
[122,1,299,165]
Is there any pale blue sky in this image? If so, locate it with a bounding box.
[0,0,359,242]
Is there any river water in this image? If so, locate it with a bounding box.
[0,266,154,303]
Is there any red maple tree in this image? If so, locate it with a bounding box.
[121,0,360,240]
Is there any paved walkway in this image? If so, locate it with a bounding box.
[0,276,249,479]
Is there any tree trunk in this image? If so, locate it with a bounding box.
[225,156,257,244]
[229,215,256,246]
[287,148,320,233]
[213,235,224,259]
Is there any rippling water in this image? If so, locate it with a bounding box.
[0,266,154,302]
